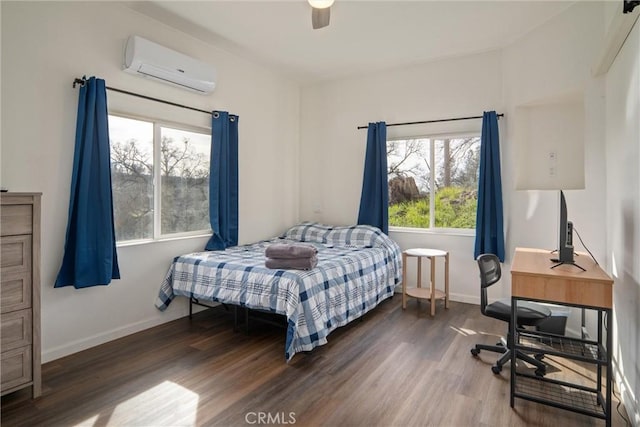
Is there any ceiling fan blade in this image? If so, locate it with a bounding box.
[312,7,330,29]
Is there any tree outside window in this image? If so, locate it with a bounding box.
[387,135,480,229]
[108,115,210,242]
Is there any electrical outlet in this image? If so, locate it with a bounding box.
[549,150,557,177]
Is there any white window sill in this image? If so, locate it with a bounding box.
[389,226,475,238]
[116,232,212,248]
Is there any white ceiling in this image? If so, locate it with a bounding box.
[129,1,575,84]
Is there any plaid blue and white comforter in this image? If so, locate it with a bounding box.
[156,223,402,361]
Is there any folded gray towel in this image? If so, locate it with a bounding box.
[265,255,318,270]
[265,243,318,259]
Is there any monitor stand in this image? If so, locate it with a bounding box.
[549,250,585,271]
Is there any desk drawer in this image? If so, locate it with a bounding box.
[0,205,32,236]
[1,310,32,351]
[1,346,32,393]
[1,271,32,313]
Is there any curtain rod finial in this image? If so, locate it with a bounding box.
[72,77,87,89]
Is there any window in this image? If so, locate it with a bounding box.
[387,134,481,230]
[108,114,211,243]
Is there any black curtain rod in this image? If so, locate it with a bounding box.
[72,77,212,115]
[356,113,504,130]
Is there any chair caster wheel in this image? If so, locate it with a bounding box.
[491,365,502,375]
[535,368,546,377]
[471,348,480,357]
[534,354,545,361]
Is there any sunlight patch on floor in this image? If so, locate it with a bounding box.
[450,325,478,336]
[80,381,200,427]
[114,381,199,426]
[72,414,99,426]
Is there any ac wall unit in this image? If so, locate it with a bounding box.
[123,35,216,94]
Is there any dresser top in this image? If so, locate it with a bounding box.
[1,193,42,205]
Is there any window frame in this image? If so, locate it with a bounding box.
[387,130,481,235]
[108,111,213,245]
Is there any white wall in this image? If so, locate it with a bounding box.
[0,1,300,362]
[503,0,607,256]
[300,50,504,301]
[503,1,608,337]
[605,16,640,426]
[299,1,608,305]
[300,1,640,420]
[2,3,637,419]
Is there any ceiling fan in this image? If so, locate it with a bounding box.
[308,0,335,29]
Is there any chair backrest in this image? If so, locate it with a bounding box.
[476,253,501,315]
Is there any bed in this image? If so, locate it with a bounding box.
[155,222,402,361]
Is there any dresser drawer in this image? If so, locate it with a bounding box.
[0,205,32,236]
[1,271,32,313]
[1,346,32,393]
[0,235,32,274]
[1,310,32,351]
[0,193,40,399]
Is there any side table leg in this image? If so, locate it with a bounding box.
[430,256,436,316]
[445,252,450,309]
[402,252,407,309]
[417,256,422,310]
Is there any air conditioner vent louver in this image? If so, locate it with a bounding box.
[123,36,216,95]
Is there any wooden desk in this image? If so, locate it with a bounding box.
[510,248,613,426]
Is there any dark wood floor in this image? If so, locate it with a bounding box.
[1,297,629,426]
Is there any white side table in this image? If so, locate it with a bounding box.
[402,248,450,316]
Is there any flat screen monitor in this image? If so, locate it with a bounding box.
[557,190,574,263]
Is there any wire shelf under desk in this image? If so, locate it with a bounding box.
[514,374,607,420]
[516,329,607,364]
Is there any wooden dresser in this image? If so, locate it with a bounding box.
[1,192,41,398]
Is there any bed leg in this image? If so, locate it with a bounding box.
[245,307,250,335]
[189,297,193,319]
[233,306,238,332]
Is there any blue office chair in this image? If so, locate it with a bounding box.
[470,253,552,376]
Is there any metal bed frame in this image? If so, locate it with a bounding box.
[189,297,286,333]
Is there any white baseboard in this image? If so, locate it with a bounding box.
[393,284,479,306]
[448,293,480,305]
[44,288,476,364]
[42,311,185,363]
[614,361,639,427]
